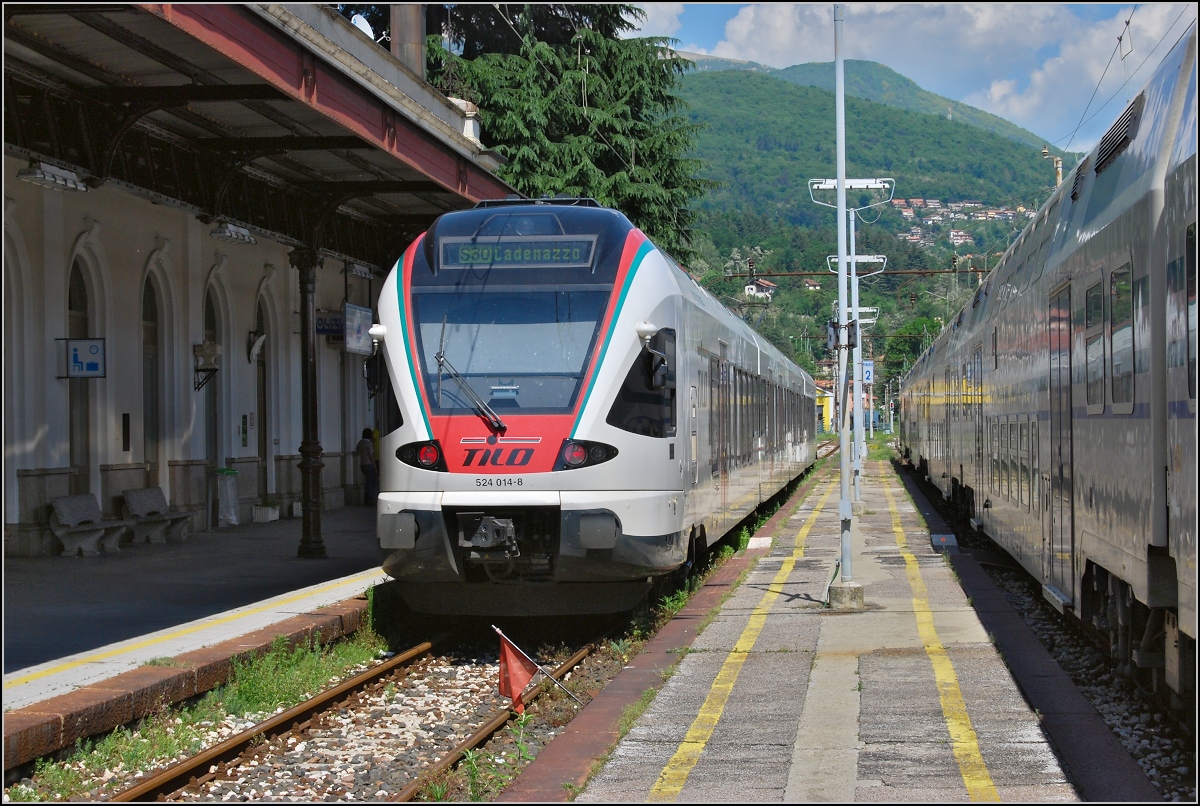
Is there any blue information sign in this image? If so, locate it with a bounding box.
[66,339,106,378]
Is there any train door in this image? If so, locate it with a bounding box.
[718,344,730,517]
[973,345,984,515]
[1047,286,1075,602]
[689,384,698,486]
[944,367,952,489]
[709,354,719,479]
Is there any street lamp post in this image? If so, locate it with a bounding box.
[1042,145,1063,188]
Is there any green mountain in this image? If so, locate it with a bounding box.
[679,69,1059,221]
[671,57,1079,378]
[678,53,1074,156]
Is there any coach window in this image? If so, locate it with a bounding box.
[606,328,676,438]
[1109,265,1134,412]
[1188,224,1197,399]
[1084,282,1105,413]
[1019,416,1030,509]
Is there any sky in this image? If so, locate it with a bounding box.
[630,3,1197,153]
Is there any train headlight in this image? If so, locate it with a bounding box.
[396,440,448,472]
[553,439,617,470]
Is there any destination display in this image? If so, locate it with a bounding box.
[441,236,595,269]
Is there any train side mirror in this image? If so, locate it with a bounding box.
[635,321,660,346]
[368,323,387,357]
[649,355,669,389]
[636,321,670,390]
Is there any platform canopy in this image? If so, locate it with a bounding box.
[3,3,515,272]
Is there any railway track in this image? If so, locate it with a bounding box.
[110,633,597,802]
[816,439,838,461]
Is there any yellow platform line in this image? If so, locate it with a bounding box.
[881,479,1000,801]
[4,569,385,690]
[648,483,835,802]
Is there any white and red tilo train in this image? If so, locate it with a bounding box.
[899,23,1196,708]
[370,199,818,616]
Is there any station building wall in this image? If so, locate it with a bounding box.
[4,154,379,556]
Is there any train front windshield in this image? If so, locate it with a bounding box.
[409,206,635,415]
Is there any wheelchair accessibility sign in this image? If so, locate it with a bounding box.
[65,339,106,378]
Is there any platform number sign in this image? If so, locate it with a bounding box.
[863,360,874,385]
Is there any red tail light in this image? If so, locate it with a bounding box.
[553,439,617,470]
[417,444,441,467]
[562,441,588,467]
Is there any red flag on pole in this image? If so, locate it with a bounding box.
[496,628,540,714]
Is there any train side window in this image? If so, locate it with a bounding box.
[990,418,999,493]
[1027,419,1036,513]
[1189,224,1197,399]
[996,417,1006,497]
[992,328,998,369]
[1019,418,1029,509]
[606,328,676,438]
[1085,282,1105,412]
[1109,265,1134,412]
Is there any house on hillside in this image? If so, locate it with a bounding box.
[949,229,973,246]
[803,278,821,291]
[744,278,777,300]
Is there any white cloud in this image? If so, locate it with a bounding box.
[692,3,1195,151]
[630,3,686,38]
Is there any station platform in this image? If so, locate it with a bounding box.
[3,504,386,772]
[3,462,1164,801]
[502,459,1163,803]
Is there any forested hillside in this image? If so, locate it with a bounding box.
[676,68,1065,380]
[679,70,1060,221]
[682,54,1074,154]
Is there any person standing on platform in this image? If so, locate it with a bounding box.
[356,427,378,506]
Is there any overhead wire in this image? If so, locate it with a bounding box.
[1074,5,1197,136]
[1053,4,1196,151]
[1061,7,1133,153]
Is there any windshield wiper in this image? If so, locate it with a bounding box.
[434,343,506,433]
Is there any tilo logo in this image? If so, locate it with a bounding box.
[463,448,535,467]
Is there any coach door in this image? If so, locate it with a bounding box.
[1047,287,1074,602]
[944,367,952,487]
[973,346,984,513]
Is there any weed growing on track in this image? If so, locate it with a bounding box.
[4,593,388,803]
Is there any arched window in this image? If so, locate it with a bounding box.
[68,261,91,494]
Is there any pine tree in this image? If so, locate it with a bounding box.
[428,7,714,261]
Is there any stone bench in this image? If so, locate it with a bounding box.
[120,486,190,544]
[49,495,132,557]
